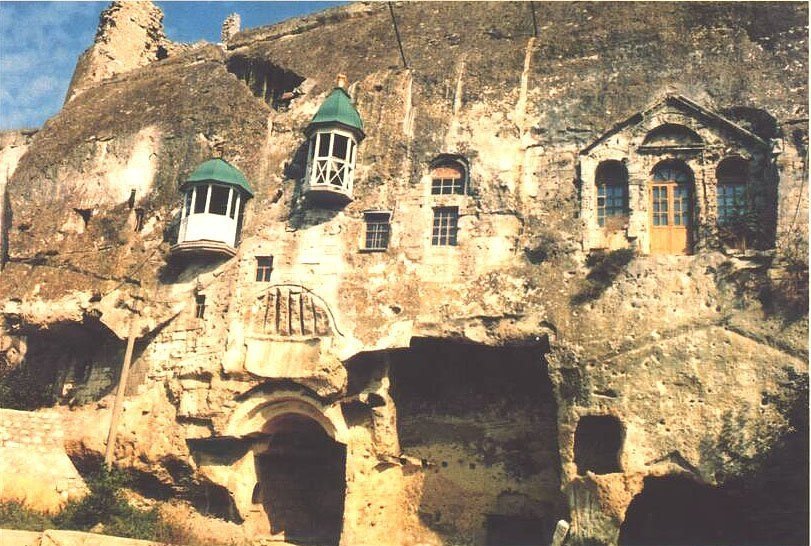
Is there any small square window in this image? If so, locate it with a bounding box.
[256,256,273,282]
[363,212,391,251]
[194,294,206,319]
[432,207,459,246]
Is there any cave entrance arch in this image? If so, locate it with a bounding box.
[254,412,346,545]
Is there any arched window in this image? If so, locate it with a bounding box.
[430,155,468,195]
[716,157,749,226]
[595,160,629,228]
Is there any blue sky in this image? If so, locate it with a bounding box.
[0,1,344,130]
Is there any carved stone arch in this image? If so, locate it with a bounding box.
[641,123,705,149]
[226,389,349,445]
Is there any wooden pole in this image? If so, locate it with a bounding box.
[103,295,140,469]
[530,1,539,38]
[388,2,408,69]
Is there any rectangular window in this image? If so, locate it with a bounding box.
[184,191,192,217]
[431,177,465,195]
[363,212,391,251]
[194,185,208,214]
[717,184,747,226]
[432,207,459,246]
[209,185,230,216]
[194,294,206,319]
[256,256,273,282]
[651,185,669,226]
[597,184,628,227]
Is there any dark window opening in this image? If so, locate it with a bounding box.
[193,186,208,214]
[256,256,273,282]
[127,189,136,209]
[716,157,752,248]
[332,134,348,159]
[156,45,168,61]
[225,56,305,111]
[574,415,623,475]
[596,161,629,228]
[432,207,458,246]
[194,295,206,319]
[74,208,92,228]
[134,208,145,232]
[184,191,193,217]
[209,185,230,216]
[318,134,331,157]
[363,212,391,251]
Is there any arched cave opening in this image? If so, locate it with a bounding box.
[254,412,346,545]
[574,415,623,475]
[618,475,741,546]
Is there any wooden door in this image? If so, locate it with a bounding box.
[650,181,691,254]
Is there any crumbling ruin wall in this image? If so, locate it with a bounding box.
[65,1,174,103]
[0,2,807,546]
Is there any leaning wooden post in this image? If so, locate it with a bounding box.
[104,293,140,469]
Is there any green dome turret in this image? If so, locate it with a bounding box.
[306,85,364,140]
[180,158,254,197]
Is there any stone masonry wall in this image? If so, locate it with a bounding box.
[0,409,86,512]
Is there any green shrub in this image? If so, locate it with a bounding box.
[0,501,54,531]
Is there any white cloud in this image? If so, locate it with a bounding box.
[0,2,102,130]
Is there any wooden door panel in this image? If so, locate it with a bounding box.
[650,183,691,254]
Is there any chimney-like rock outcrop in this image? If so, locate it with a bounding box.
[65,1,173,102]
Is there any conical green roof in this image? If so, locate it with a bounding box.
[306,87,364,138]
[180,158,254,197]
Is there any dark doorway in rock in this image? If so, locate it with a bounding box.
[486,514,547,546]
[574,415,623,475]
[618,475,740,546]
[255,413,346,545]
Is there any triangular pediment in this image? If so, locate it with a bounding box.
[581,95,770,156]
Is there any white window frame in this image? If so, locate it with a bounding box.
[306,128,358,194]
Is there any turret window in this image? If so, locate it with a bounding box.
[309,130,357,189]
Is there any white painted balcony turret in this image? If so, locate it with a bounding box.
[171,158,254,259]
[303,74,365,207]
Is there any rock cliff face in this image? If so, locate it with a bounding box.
[0,2,807,545]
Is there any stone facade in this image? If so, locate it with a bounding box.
[0,2,808,546]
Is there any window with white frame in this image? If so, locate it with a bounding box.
[432,207,459,246]
[308,130,357,191]
[183,184,241,218]
[363,211,391,250]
